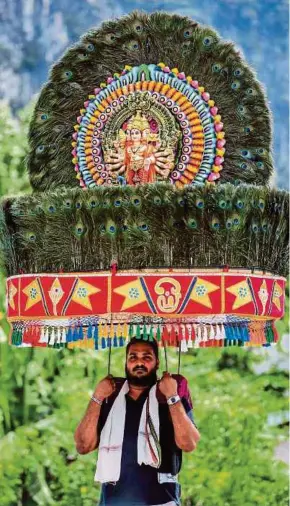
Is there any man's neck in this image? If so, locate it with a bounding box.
[128,383,149,400]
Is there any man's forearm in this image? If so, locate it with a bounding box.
[168,401,200,452]
[74,399,102,454]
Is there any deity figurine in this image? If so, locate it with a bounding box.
[104,111,175,185]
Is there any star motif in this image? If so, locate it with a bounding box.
[272,281,283,311]
[114,279,147,311]
[71,279,100,311]
[226,279,253,310]
[189,278,219,308]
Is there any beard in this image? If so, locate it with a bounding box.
[125,364,158,387]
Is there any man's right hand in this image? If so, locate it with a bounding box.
[94,375,116,401]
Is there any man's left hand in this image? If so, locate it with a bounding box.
[158,372,178,399]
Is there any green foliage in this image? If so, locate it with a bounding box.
[0,101,32,196]
[0,344,288,506]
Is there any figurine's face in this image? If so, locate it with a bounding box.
[131,128,142,141]
[142,128,150,140]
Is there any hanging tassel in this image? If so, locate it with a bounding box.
[101,336,106,349]
[194,325,201,348]
[202,325,208,343]
[61,327,66,344]
[181,339,188,352]
[49,328,56,346]
[129,323,134,340]
[87,324,93,339]
[210,325,215,340]
[57,327,61,344]
[156,325,161,342]
[149,325,154,342]
[186,324,193,348]
[94,325,99,350]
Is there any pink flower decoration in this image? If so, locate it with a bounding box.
[190,80,199,88]
[72,132,78,141]
[94,87,102,95]
[202,92,210,102]
[208,172,220,182]
[107,77,114,84]
[84,100,90,108]
[71,148,77,157]
[210,106,218,116]
[77,116,82,124]
[217,139,226,149]
[178,72,186,80]
[215,156,224,166]
[163,66,170,73]
[215,122,224,133]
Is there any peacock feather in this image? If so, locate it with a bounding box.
[27,11,273,191]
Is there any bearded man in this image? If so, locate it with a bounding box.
[75,338,200,506]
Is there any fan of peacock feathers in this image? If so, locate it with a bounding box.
[28,10,272,191]
[0,11,288,351]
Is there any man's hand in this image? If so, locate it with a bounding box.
[94,375,116,401]
[158,372,178,399]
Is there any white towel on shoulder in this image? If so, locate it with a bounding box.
[95,381,160,483]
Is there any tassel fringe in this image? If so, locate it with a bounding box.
[9,320,279,350]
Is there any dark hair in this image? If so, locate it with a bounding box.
[126,337,159,360]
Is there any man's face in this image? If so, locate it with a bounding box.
[125,342,159,386]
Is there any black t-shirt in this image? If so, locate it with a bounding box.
[98,388,194,506]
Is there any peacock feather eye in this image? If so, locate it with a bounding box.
[102,199,110,208]
[212,63,222,73]
[105,33,117,43]
[86,43,95,52]
[109,224,116,234]
[188,218,197,229]
[256,161,264,169]
[231,80,241,90]
[75,224,85,236]
[114,199,122,207]
[239,162,248,170]
[203,35,214,47]
[262,221,269,232]
[258,199,265,210]
[64,199,72,209]
[89,199,97,208]
[256,147,266,155]
[122,224,128,232]
[246,87,255,95]
[63,70,73,80]
[237,104,247,115]
[36,145,45,154]
[125,40,140,51]
[133,22,143,33]
[47,204,56,213]
[233,67,243,77]
[195,199,204,209]
[251,223,259,233]
[211,218,220,230]
[244,126,253,134]
[132,196,141,206]
[241,149,252,159]
[177,197,185,207]
[40,113,48,121]
[154,196,162,205]
[232,214,240,226]
[75,201,82,209]
[139,223,148,231]
[183,28,193,38]
[218,199,227,209]
[226,218,233,229]
[235,200,244,209]
[100,224,106,233]
[28,233,36,242]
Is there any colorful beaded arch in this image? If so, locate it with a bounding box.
[72,63,225,188]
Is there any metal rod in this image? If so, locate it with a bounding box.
[164,341,168,372]
[177,341,181,375]
[107,338,112,376]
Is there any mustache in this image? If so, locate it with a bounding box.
[133,366,148,372]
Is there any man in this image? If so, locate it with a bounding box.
[75,338,200,506]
